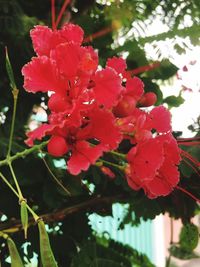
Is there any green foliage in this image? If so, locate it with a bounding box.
[71,239,155,267]
[163,95,185,108]
[169,245,200,260]
[179,223,199,252]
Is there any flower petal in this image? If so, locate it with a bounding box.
[54,43,81,79]
[25,124,56,146]
[30,25,62,56]
[127,138,164,180]
[67,141,103,175]
[145,176,172,198]
[106,57,127,74]
[60,23,84,44]
[125,77,144,100]
[150,106,172,133]
[93,68,124,108]
[22,56,64,93]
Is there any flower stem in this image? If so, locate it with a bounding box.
[40,152,71,196]
[97,159,125,171]
[109,150,126,159]
[176,185,200,204]
[55,0,70,28]
[7,88,19,158]
[51,0,56,30]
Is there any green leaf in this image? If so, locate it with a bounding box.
[163,95,185,108]
[5,47,17,90]
[7,238,24,267]
[149,60,178,80]
[179,223,199,252]
[169,245,200,260]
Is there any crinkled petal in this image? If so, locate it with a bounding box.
[159,159,180,187]
[126,77,144,100]
[22,56,65,93]
[78,46,98,75]
[25,124,56,146]
[150,106,172,133]
[127,176,141,191]
[127,138,164,180]
[67,141,103,175]
[145,176,172,198]
[158,133,181,164]
[60,23,84,45]
[30,25,62,56]
[54,43,81,79]
[106,57,127,74]
[78,108,122,150]
[93,68,124,108]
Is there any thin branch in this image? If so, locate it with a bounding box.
[127,62,161,75]
[83,26,113,43]
[0,141,48,167]
[8,162,23,200]
[0,194,124,234]
[0,171,39,221]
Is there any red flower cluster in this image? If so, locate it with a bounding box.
[22,23,181,198]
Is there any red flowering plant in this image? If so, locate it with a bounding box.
[1,1,200,266]
[21,22,187,200]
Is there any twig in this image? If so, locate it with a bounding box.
[0,194,124,234]
[0,141,48,167]
[83,26,113,43]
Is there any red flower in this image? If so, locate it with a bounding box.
[126,134,181,198]
[23,22,181,198]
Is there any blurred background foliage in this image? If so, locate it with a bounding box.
[0,0,200,266]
